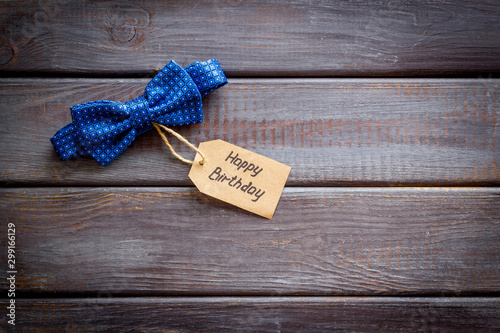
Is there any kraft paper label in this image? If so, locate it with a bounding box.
[189,139,291,219]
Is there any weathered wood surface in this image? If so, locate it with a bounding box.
[1,187,498,295]
[0,78,498,186]
[1,297,499,332]
[1,1,498,331]
[1,0,499,76]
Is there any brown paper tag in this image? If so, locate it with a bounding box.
[189,139,291,219]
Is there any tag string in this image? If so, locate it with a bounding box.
[152,122,206,165]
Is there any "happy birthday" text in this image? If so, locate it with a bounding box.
[207,151,266,202]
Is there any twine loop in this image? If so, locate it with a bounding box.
[152,122,206,165]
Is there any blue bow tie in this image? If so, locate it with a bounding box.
[50,59,227,166]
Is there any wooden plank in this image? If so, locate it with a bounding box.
[0,78,498,186]
[0,0,499,76]
[1,297,498,332]
[1,187,498,295]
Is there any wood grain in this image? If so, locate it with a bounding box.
[1,187,498,295]
[0,0,499,76]
[0,78,498,186]
[1,1,498,330]
[1,297,498,332]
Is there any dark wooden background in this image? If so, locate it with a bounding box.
[1,0,499,331]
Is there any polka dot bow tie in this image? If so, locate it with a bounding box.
[50,59,227,166]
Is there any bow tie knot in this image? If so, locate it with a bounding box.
[51,59,227,166]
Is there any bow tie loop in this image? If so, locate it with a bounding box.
[145,61,200,108]
[71,100,132,151]
[50,59,227,166]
